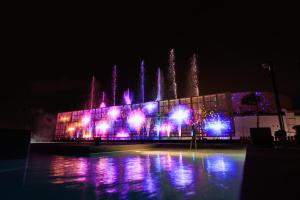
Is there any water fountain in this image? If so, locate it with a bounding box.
[112,65,117,106]
[156,68,164,101]
[123,89,132,105]
[89,75,95,109]
[100,92,106,108]
[140,60,145,103]
[190,54,199,97]
[168,49,177,99]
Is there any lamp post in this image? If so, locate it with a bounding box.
[261,61,285,132]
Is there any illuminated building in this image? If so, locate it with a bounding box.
[55,91,296,140]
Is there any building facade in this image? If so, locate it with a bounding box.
[54,91,297,140]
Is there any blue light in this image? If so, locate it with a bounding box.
[204,114,233,136]
[143,102,158,114]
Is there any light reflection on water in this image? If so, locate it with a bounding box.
[24,150,245,200]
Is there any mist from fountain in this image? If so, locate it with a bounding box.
[190,54,199,96]
[168,49,177,99]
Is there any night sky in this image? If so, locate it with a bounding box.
[1,1,299,128]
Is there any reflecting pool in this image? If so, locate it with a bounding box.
[0,149,245,200]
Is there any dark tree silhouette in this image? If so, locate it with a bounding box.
[241,93,261,128]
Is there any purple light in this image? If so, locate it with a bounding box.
[116,129,129,138]
[107,107,121,120]
[155,122,173,137]
[128,110,146,131]
[95,120,110,135]
[169,105,190,125]
[100,102,106,108]
[81,115,91,126]
[143,102,157,114]
[123,89,132,105]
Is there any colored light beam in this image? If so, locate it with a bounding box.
[204,115,232,136]
[59,116,70,123]
[128,110,146,134]
[169,105,190,136]
[116,129,130,138]
[96,120,110,135]
[155,122,173,137]
[169,105,190,125]
[81,115,91,126]
[100,102,106,108]
[107,107,121,120]
[143,102,157,114]
[67,126,75,134]
[123,89,132,105]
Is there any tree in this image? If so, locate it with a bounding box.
[241,93,261,128]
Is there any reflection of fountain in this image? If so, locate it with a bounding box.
[96,158,117,186]
[204,154,235,175]
[170,154,193,189]
[50,157,88,184]
[140,60,145,103]
[112,65,117,106]
[168,49,177,99]
[156,68,164,101]
[190,54,199,97]
[125,156,144,190]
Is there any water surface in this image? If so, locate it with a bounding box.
[0,149,245,200]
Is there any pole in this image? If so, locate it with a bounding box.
[262,62,285,131]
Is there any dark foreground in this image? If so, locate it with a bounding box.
[241,146,300,200]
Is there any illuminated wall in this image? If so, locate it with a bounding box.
[55,93,234,140]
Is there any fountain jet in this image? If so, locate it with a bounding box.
[156,68,164,101]
[112,65,117,106]
[190,54,199,96]
[89,75,95,110]
[123,89,132,105]
[168,49,177,99]
[100,91,106,108]
[140,60,145,103]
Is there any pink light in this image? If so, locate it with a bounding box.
[155,122,173,137]
[81,115,91,126]
[100,102,106,108]
[161,123,173,137]
[96,120,110,135]
[107,107,120,120]
[128,110,146,131]
[116,129,129,137]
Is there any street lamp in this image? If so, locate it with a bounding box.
[261,61,285,133]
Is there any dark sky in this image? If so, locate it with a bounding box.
[1,1,299,127]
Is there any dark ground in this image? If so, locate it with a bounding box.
[241,146,300,200]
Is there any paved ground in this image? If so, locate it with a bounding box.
[241,145,300,200]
